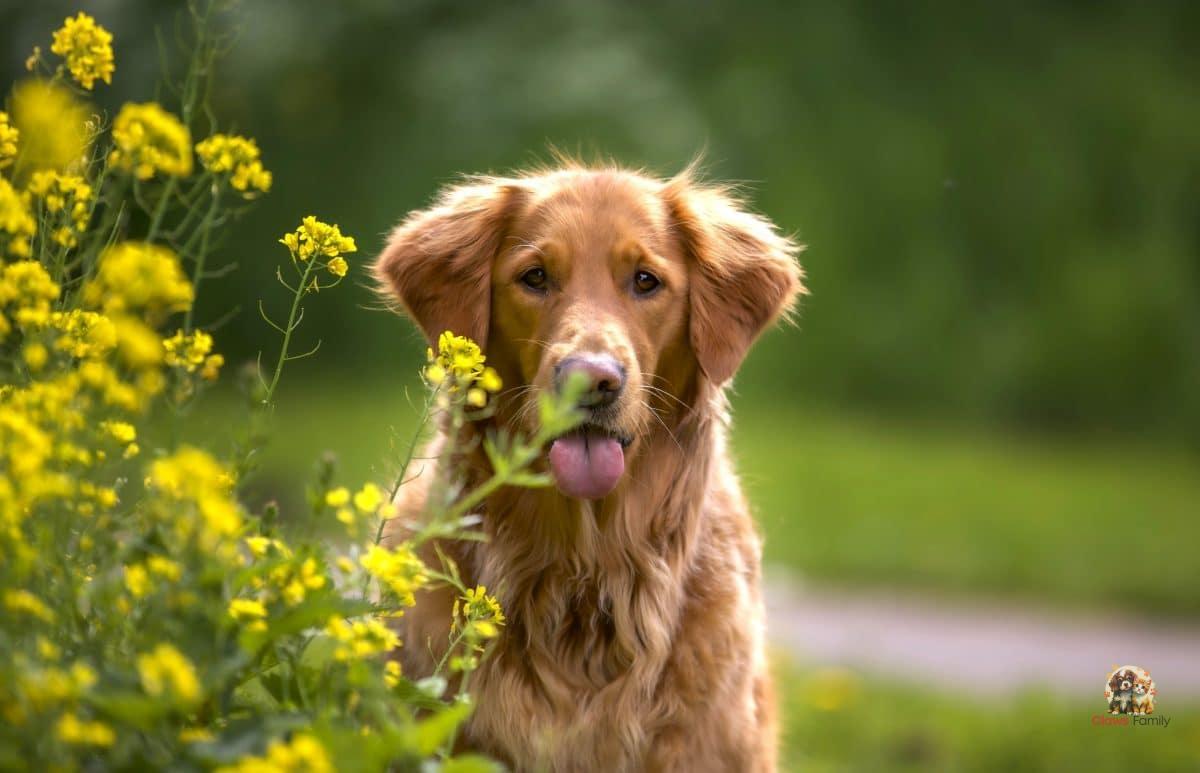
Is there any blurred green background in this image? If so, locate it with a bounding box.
[5,0,1199,769]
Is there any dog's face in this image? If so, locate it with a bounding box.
[1110,670,1134,693]
[376,166,802,500]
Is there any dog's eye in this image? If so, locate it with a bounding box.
[520,267,548,291]
[633,270,660,295]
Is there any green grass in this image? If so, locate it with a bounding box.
[733,399,1200,615]
[776,661,1200,772]
[179,377,1200,614]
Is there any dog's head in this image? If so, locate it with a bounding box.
[1109,669,1135,693]
[375,164,803,500]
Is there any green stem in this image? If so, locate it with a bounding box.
[146,177,179,242]
[183,187,220,331]
[262,258,315,407]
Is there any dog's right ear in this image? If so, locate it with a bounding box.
[374,178,525,346]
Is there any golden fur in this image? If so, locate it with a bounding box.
[374,161,804,772]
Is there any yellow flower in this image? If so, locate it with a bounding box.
[353,483,382,513]
[359,543,427,607]
[0,111,17,168]
[466,388,487,408]
[109,102,193,180]
[137,643,202,707]
[228,598,268,621]
[325,487,350,507]
[200,354,224,381]
[479,366,503,393]
[384,660,402,687]
[50,13,115,90]
[147,555,182,580]
[163,330,215,372]
[48,310,117,360]
[216,732,333,773]
[245,536,272,559]
[423,363,446,386]
[431,331,489,384]
[195,133,271,196]
[10,80,90,173]
[179,727,215,743]
[37,636,61,660]
[279,216,357,262]
[4,589,55,622]
[453,584,505,639]
[124,563,151,597]
[0,178,36,259]
[327,256,348,278]
[99,420,136,445]
[147,447,241,550]
[56,712,115,747]
[26,171,93,248]
[325,615,400,661]
[83,242,193,321]
[22,342,48,372]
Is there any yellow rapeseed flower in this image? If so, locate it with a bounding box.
[0,111,17,168]
[384,660,402,688]
[4,589,55,623]
[228,598,268,621]
[147,446,241,550]
[327,256,348,278]
[48,310,117,360]
[124,563,151,597]
[195,133,272,196]
[216,732,333,773]
[0,179,36,259]
[279,216,357,262]
[453,584,505,639]
[325,487,350,507]
[50,13,115,90]
[352,483,382,513]
[26,171,93,248]
[83,242,193,321]
[10,80,90,173]
[137,643,202,707]
[359,544,427,607]
[56,712,116,747]
[109,103,193,179]
[325,616,400,660]
[163,330,214,372]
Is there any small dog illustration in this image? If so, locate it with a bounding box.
[1106,667,1136,714]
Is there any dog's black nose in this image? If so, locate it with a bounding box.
[556,354,624,407]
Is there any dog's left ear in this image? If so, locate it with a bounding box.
[663,175,805,385]
[374,178,525,347]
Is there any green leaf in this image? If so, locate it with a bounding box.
[439,754,504,773]
[411,700,473,756]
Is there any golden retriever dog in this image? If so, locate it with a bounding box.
[374,160,803,772]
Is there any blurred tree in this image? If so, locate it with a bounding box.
[3,0,1197,444]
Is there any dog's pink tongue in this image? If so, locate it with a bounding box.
[548,433,625,500]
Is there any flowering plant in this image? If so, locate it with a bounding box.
[0,7,579,771]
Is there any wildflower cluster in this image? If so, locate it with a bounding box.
[425,330,504,408]
[109,102,194,180]
[26,170,92,248]
[0,112,17,169]
[1,7,583,771]
[196,133,272,197]
[49,12,115,90]
[279,215,356,280]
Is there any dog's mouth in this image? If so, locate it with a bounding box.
[547,423,631,501]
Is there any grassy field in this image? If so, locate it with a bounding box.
[176,376,1200,615]
[775,660,1200,772]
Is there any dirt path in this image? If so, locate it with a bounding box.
[764,576,1200,698]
